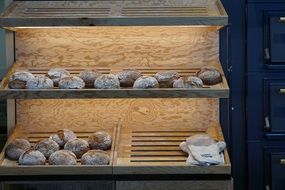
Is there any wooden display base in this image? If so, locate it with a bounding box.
[113,122,231,175]
[0,125,116,175]
[0,64,229,99]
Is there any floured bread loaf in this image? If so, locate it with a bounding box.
[26,76,54,89]
[18,150,46,165]
[197,67,222,85]
[79,70,101,88]
[154,71,180,88]
[81,150,110,165]
[35,139,60,158]
[88,131,112,150]
[133,76,159,89]
[5,139,31,160]
[9,71,35,89]
[116,70,142,87]
[64,138,90,158]
[173,76,203,88]
[94,74,120,89]
[49,150,77,165]
[49,129,77,148]
[47,68,70,87]
[58,76,85,89]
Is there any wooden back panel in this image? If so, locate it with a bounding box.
[16,99,218,132]
[15,27,219,68]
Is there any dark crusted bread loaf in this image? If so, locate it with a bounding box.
[64,138,90,158]
[18,150,46,165]
[88,131,112,150]
[94,74,120,89]
[9,71,35,89]
[49,150,77,165]
[79,70,101,88]
[58,76,85,89]
[154,71,180,88]
[173,76,203,88]
[49,129,77,148]
[116,70,142,87]
[35,139,60,158]
[133,76,159,89]
[81,150,110,165]
[5,139,31,160]
[197,67,222,85]
[26,76,54,89]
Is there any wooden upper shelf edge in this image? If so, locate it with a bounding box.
[0,0,228,27]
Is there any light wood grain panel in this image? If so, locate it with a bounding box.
[116,180,232,190]
[16,98,219,132]
[15,27,219,68]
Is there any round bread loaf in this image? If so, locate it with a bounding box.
[35,139,60,158]
[173,76,203,88]
[94,74,120,89]
[133,76,159,89]
[64,138,90,158]
[79,70,101,88]
[26,76,54,89]
[47,68,70,87]
[5,139,31,160]
[81,150,110,165]
[58,76,85,89]
[9,71,35,89]
[18,150,46,165]
[116,70,142,87]
[49,150,77,165]
[88,131,112,150]
[197,67,222,85]
[49,129,77,148]
[154,71,180,88]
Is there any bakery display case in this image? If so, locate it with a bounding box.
[0,1,231,190]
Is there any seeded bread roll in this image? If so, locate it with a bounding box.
[79,70,101,88]
[26,76,54,89]
[133,76,159,89]
[173,76,203,88]
[88,131,112,150]
[5,139,31,160]
[94,74,120,89]
[9,71,35,89]
[18,150,46,165]
[35,139,60,158]
[49,150,77,165]
[197,67,222,85]
[64,138,90,158]
[154,71,180,88]
[58,76,85,89]
[81,150,110,165]
[116,70,142,87]
[49,129,77,148]
[47,68,70,87]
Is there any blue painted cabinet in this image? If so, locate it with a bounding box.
[247,1,285,190]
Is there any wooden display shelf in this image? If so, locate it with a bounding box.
[0,125,116,176]
[0,64,229,99]
[113,122,231,175]
[0,0,228,27]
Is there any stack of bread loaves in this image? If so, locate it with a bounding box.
[8,67,222,89]
[5,129,112,166]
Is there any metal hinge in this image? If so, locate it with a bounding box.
[264,116,271,131]
[264,48,271,61]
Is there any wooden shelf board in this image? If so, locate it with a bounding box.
[0,0,228,27]
[0,65,229,99]
[113,122,231,175]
